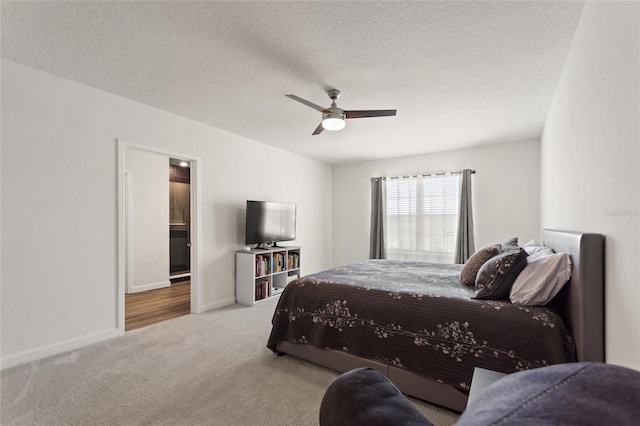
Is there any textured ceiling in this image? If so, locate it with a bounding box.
[1,1,584,164]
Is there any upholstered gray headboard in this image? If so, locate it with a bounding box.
[543,229,605,363]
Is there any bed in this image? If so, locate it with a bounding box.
[267,230,604,412]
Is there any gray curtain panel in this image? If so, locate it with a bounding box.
[369,177,387,259]
[454,169,475,264]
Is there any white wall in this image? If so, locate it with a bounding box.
[0,59,333,368]
[125,148,170,293]
[332,139,540,266]
[541,1,639,369]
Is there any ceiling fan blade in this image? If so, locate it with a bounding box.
[345,109,397,119]
[286,94,329,113]
[312,123,324,135]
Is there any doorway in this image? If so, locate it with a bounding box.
[169,159,191,280]
[117,140,200,335]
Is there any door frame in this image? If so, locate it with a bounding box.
[117,139,202,335]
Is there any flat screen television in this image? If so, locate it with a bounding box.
[245,200,296,248]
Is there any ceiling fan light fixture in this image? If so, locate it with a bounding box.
[322,110,346,131]
[286,90,396,135]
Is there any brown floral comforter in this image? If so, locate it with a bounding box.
[267,260,575,391]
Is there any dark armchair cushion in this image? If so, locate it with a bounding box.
[319,367,433,426]
[457,362,640,425]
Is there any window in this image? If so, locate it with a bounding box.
[386,174,460,263]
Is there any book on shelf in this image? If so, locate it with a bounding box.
[287,253,300,269]
[255,279,270,300]
[273,252,285,273]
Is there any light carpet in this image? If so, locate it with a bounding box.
[1,299,459,425]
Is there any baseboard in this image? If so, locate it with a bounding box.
[1,297,237,369]
[197,297,236,313]
[127,280,171,294]
[0,328,118,371]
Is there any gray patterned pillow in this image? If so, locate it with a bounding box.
[501,237,519,251]
[460,244,502,286]
[474,249,528,299]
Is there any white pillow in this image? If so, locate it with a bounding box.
[509,253,572,306]
[524,245,555,261]
[522,239,540,247]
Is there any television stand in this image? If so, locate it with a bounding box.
[236,246,301,306]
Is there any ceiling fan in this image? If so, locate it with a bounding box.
[286,89,396,135]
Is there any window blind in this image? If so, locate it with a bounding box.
[386,174,460,263]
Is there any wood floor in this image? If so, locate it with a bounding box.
[125,281,191,331]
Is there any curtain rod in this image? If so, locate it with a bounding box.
[371,169,475,181]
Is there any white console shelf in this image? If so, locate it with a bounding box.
[236,246,301,306]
